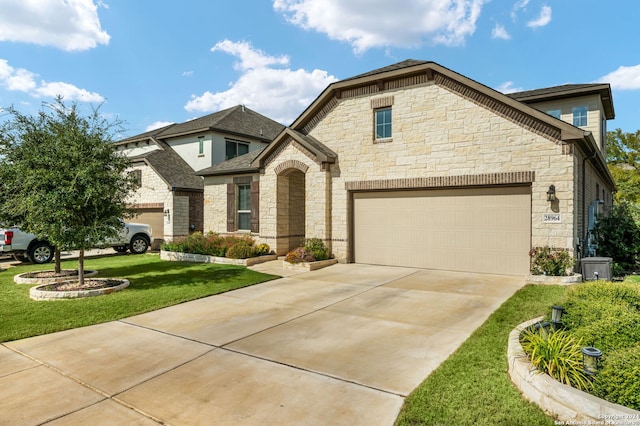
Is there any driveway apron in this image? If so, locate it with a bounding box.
[1,262,525,425]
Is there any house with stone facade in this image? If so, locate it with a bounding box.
[197,60,615,276]
[117,105,284,248]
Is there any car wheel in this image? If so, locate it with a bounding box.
[113,246,128,253]
[129,235,149,254]
[28,242,54,264]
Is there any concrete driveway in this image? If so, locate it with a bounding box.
[1,262,525,425]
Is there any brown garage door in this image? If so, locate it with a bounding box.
[353,186,531,276]
[133,208,164,249]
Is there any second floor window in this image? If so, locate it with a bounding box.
[547,109,561,119]
[198,136,204,155]
[573,106,588,127]
[375,107,392,140]
[226,140,249,160]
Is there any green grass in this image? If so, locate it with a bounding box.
[395,284,567,426]
[0,254,278,343]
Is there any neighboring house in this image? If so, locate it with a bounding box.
[117,105,284,248]
[198,60,615,277]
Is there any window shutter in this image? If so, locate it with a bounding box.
[227,183,236,232]
[250,181,259,233]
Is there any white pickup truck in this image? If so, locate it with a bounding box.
[0,221,153,264]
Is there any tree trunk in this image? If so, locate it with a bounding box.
[55,248,61,274]
[78,249,85,286]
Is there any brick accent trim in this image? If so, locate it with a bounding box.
[274,159,309,175]
[129,202,164,209]
[345,171,535,191]
[370,95,394,109]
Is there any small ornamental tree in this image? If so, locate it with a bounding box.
[0,98,137,284]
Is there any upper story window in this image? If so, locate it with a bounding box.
[198,136,204,156]
[226,139,249,160]
[547,109,561,119]
[572,106,588,127]
[375,107,392,140]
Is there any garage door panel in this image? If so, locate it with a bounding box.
[353,187,531,276]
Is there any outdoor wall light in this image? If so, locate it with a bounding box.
[550,305,564,330]
[581,347,603,376]
[546,185,557,202]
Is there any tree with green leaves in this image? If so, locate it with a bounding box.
[606,128,640,203]
[0,98,137,284]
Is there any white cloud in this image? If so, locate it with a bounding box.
[510,0,530,21]
[0,58,105,102]
[182,71,194,77]
[35,81,105,102]
[186,40,338,124]
[212,40,290,70]
[527,5,552,28]
[598,64,640,90]
[273,0,487,54]
[145,121,174,132]
[496,81,524,94]
[0,0,110,51]
[492,23,511,40]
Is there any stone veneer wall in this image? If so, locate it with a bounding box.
[302,82,576,262]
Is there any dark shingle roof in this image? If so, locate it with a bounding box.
[196,149,263,176]
[154,105,284,141]
[130,140,203,191]
[507,83,615,119]
[116,124,175,144]
[344,59,431,81]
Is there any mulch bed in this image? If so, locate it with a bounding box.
[42,279,123,292]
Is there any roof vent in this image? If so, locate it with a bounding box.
[260,128,263,136]
[241,104,245,112]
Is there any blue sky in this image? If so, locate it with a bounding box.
[1,0,639,139]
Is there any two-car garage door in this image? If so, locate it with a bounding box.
[353,186,531,276]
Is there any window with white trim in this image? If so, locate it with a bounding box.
[573,106,588,127]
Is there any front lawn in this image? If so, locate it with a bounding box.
[396,284,567,425]
[0,254,278,343]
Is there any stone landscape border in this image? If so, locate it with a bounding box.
[507,317,640,423]
[29,279,130,301]
[14,270,98,285]
[526,274,582,285]
[282,258,338,271]
[160,250,277,266]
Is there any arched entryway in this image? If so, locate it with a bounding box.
[276,168,306,254]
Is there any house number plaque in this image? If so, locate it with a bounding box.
[543,213,561,223]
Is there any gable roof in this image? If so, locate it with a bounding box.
[153,105,284,142]
[508,84,615,119]
[129,139,203,191]
[252,59,613,187]
[196,149,264,177]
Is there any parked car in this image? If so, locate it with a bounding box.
[0,221,153,264]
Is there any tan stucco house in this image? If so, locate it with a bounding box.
[198,60,615,276]
[116,105,284,248]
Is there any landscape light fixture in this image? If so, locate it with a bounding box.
[533,321,551,338]
[546,185,556,202]
[550,305,564,330]
[581,347,603,376]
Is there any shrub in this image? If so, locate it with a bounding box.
[226,241,255,259]
[594,344,640,410]
[162,232,260,258]
[520,328,593,391]
[254,243,271,256]
[303,238,330,261]
[529,246,574,276]
[561,281,640,352]
[595,201,640,274]
[285,247,315,264]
